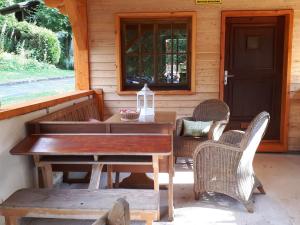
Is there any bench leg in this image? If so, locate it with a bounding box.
[146,218,153,225]
[89,164,104,189]
[41,164,53,188]
[5,216,19,225]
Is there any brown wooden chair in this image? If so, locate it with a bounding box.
[174,99,230,159]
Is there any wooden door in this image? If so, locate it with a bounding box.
[224,16,285,140]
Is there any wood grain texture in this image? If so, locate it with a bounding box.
[220,10,293,152]
[0,189,159,221]
[10,134,172,156]
[87,0,300,151]
[0,90,94,121]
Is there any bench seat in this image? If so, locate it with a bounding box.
[0,189,159,225]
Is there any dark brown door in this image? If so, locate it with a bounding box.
[224,16,285,140]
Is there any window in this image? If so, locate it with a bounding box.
[116,12,196,93]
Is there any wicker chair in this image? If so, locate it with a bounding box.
[193,111,270,213]
[174,99,230,159]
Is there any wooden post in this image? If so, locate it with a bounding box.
[94,89,104,121]
[45,0,90,91]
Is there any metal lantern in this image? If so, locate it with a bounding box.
[137,84,155,116]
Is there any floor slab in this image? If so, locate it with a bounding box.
[20,153,300,225]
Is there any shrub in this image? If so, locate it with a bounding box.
[0,17,61,64]
[0,51,56,71]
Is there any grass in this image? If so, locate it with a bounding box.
[0,52,74,84]
[0,52,75,107]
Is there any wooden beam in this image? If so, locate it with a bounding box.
[44,0,64,8]
[45,0,90,90]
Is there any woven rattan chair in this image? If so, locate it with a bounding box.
[193,111,270,213]
[174,99,230,159]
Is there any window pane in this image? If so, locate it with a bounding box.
[173,23,188,53]
[158,54,172,83]
[124,24,139,54]
[157,24,172,53]
[142,55,154,84]
[125,55,139,84]
[174,54,188,84]
[120,18,191,91]
[141,24,154,53]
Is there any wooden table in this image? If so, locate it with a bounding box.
[105,111,176,220]
[10,111,176,221]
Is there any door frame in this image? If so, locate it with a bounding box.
[219,10,294,152]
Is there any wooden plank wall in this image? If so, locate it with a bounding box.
[87,0,300,151]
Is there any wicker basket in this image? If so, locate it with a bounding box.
[120,109,140,121]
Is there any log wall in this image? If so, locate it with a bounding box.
[87,0,300,151]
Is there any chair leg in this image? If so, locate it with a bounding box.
[244,201,254,213]
[257,185,266,194]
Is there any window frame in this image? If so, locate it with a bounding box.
[115,12,197,95]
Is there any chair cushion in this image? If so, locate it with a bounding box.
[182,120,213,137]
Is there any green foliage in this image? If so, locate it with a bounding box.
[0,52,74,84]
[29,2,72,33]
[0,0,14,7]
[0,16,61,64]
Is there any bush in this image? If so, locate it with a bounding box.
[0,51,56,71]
[0,17,61,64]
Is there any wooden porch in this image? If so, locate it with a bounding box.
[1,0,300,225]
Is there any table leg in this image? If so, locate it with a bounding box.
[41,164,53,188]
[152,155,160,221]
[168,155,174,221]
[89,164,104,189]
[152,156,159,192]
[107,165,113,188]
[5,216,19,225]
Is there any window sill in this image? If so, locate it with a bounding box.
[0,90,95,121]
[117,90,195,95]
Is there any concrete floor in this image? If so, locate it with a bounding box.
[22,153,300,225]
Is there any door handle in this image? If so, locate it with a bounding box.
[224,70,235,86]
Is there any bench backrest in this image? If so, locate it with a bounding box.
[27,98,102,134]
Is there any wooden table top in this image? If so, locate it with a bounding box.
[105,111,176,125]
[10,134,172,156]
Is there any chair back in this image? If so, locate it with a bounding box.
[192,99,230,122]
[240,111,270,151]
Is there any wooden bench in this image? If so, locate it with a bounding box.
[0,189,159,225]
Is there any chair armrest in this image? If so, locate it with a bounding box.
[175,116,193,136]
[219,130,245,146]
[193,140,243,165]
[208,119,228,141]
